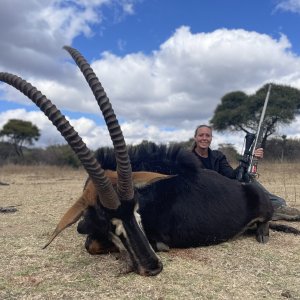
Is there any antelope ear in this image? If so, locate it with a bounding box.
[43,181,97,249]
[105,170,175,188]
[104,170,118,186]
[132,171,175,188]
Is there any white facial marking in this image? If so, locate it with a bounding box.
[111,218,127,238]
[109,232,126,251]
[134,203,143,230]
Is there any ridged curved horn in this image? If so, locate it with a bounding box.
[63,46,134,202]
[0,72,120,210]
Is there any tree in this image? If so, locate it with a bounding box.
[210,83,300,148]
[0,119,40,156]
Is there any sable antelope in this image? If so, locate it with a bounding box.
[1,47,298,276]
[76,143,299,257]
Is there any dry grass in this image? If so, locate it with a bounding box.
[0,163,299,300]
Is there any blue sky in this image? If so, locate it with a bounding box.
[74,0,300,55]
[1,0,300,151]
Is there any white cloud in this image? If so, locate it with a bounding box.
[2,106,299,154]
[275,0,300,13]
[0,0,138,77]
[88,27,300,128]
[0,109,191,149]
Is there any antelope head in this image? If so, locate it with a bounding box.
[0,46,163,276]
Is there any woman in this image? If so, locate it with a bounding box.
[192,124,300,221]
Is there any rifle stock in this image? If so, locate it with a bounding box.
[236,133,255,183]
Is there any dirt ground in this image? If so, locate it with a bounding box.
[0,163,299,300]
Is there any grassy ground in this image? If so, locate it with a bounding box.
[0,163,299,300]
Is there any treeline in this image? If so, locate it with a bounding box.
[0,137,300,168]
[263,138,300,161]
[0,143,81,168]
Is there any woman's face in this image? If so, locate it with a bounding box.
[194,127,212,150]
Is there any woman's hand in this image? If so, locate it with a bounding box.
[254,148,264,159]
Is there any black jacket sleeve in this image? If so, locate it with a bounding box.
[210,150,238,179]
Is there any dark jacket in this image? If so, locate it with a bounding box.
[193,148,238,179]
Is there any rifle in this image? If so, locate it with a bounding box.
[236,84,272,182]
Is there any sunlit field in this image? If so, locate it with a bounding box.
[0,163,299,300]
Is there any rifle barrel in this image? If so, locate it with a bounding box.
[248,84,272,174]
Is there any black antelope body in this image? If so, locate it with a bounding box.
[75,144,274,255]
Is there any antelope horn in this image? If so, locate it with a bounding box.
[63,46,134,202]
[0,72,120,210]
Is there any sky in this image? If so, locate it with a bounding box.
[1,0,300,152]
